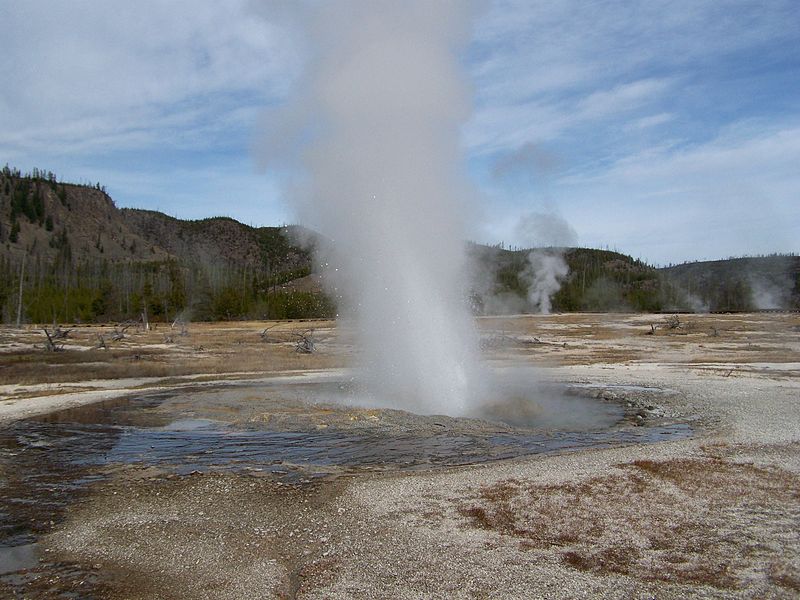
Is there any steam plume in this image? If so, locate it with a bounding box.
[523,251,570,314]
[516,212,577,314]
[258,1,484,415]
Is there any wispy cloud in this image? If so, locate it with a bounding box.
[627,113,675,131]
[467,0,798,153]
[555,121,800,263]
[0,1,294,157]
[576,79,674,120]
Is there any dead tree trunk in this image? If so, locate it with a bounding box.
[16,256,25,328]
[42,328,64,352]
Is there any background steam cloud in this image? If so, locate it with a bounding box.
[516,212,577,314]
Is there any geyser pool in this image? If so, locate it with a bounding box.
[0,376,690,589]
[0,378,688,483]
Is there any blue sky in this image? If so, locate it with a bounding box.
[1,0,798,265]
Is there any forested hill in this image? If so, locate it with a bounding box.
[660,256,800,312]
[1,168,797,322]
[468,245,798,314]
[0,167,312,271]
[119,209,312,275]
[468,245,665,313]
[0,167,321,322]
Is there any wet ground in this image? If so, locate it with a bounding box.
[0,376,690,595]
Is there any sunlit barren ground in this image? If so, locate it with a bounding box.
[1,312,798,598]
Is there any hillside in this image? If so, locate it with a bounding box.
[1,168,796,322]
[661,256,800,311]
[119,209,312,275]
[0,168,319,323]
[469,246,799,314]
[469,245,670,313]
[0,167,313,273]
[0,170,170,265]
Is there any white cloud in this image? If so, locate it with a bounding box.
[576,79,674,120]
[558,121,800,262]
[0,1,294,157]
[627,113,675,130]
[466,0,798,156]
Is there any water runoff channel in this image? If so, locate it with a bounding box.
[0,371,690,595]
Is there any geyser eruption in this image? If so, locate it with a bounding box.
[260,1,484,415]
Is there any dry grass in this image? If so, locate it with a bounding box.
[2,313,798,386]
[0,321,344,386]
[459,457,800,591]
[476,312,800,367]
